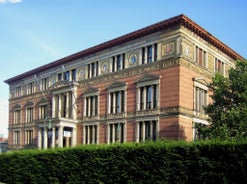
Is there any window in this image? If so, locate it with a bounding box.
[71,69,76,81]
[26,107,34,123]
[53,92,73,118]
[27,82,35,95]
[137,120,157,142]
[84,95,98,117]
[193,122,206,140]
[61,93,72,118]
[39,104,48,119]
[13,131,20,145]
[108,123,124,143]
[25,130,34,145]
[14,109,21,124]
[112,54,125,72]
[139,85,157,110]
[41,78,49,91]
[215,58,224,74]
[195,87,207,114]
[142,44,158,64]
[84,125,98,144]
[58,69,77,81]
[196,46,207,67]
[58,73,62,81]
[109,91,125,114]
[88,62,99,78]
[15,86,22,97]
[64,71,70,81]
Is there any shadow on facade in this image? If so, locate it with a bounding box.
[159,122,187,141]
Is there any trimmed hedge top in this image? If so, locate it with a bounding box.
[0,140,247,184]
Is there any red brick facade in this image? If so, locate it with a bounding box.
[5,15,243,149]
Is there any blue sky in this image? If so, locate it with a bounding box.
[0,0,246,138]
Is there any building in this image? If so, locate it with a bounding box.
[0,135,8,153]
[4,14,244,149]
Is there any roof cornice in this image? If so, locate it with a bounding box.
[5,14,244,84]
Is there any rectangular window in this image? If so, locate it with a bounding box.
[215,58,224,74]
[142,43,157,64]
[26,107,34,123]
[27,82,35,95]
[88,62,99,78]
[109,123,124,143]
[85,95,98,117]
[154,43,158,62]
[138,121,157,142]
[72,69,76,81]
[14,110,21,124]
[109,91,125,114]
[64,71,70,81]
[147,45,153,63]
[112,54,125,72]
[84,125,98,144]
[62,94,67,118]
[196,46,207,67]
[25,130,34,145]
[39,104,48,119]
[58,73,62,81]
[15,86,22,97]
[195,87,207,113]
[41,78,49,91]
[13,131,20,145]
[142,47,146,64]
[139,85,157,110]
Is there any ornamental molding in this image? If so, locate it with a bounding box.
[179,59,213,79]
[79,58,179,87]
[83,115,100,122]
[107,112,126,120]
[160,106,194,117]
[136,109,160,117]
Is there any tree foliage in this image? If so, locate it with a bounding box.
[202,60,247,140]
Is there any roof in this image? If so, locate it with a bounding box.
[4,14,244,84]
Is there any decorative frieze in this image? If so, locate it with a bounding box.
[107,113,126,120]
[83,116,99,122]
[181,41,193,61]
[100,59,110,74]
[161,41,175,58]
[136,109,160,117]
[79,58,179,87]
[179,59,213,79]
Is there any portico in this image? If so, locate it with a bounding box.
[37,119,77,149]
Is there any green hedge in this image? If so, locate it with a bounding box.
[0,140,247,183]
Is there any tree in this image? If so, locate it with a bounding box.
[200,60,247,140]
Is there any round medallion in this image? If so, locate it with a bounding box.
[51,78,56,85]
[78,68,84,78]
[129,53,137,66]
[102,62,108,73]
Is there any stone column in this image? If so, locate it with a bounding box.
[72,127,77,147]
[58,126,64,147]
[38,129,42,149]
[113,92,116,113]
[58,94,62,118]
[44,128,48,149]
[88,97,91,116]
[142,122,145,142]
[51,127,56,148]
[150,121,153,140]
[136,122,139,142]
[143,87,147,110]
[66,92,69,118]
[72,91,76,119]
[112,124,115,143]
[52,95,56,118]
